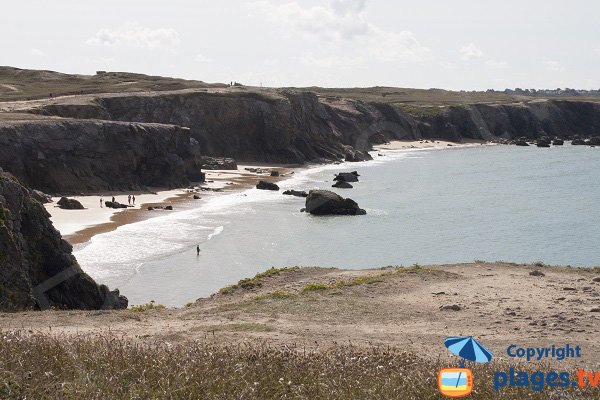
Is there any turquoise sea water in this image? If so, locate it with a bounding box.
[74,144,600,306]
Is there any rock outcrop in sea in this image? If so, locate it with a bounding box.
[305,190,366,216]
[0,170,127,311]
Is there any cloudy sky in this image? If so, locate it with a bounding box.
[3,0,599,90]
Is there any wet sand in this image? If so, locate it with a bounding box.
[47,164,299,245]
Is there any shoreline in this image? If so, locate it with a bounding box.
[48,164,300,245]
[47,140,491,246]
[373,138,489,151]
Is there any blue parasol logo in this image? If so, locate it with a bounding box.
[445,336,493,364]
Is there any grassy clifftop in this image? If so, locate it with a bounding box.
[1,262,599,398]
[0,66,227,101]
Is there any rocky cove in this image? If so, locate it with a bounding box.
[1,71,600,312]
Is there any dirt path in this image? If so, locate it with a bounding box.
[2,263,599,368]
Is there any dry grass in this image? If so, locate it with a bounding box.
[308,86,600,107]
[0,67,226,101]
[219,267,300,295]
[0,332,596,399]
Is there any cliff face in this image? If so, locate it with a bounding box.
[30,92,600,165]
[415,101,600,141]
[0,169,127,311]
[0,119,205,195]
[95,92,375,163]
[3,90,600,195]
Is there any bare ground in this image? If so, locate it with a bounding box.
[2,262,599,369]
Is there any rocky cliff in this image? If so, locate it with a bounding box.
[0,118,206,195]
[29,91,600,162]
[2,89,600,194]
[0,169,127,311]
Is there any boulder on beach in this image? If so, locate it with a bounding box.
[270,170,280,177]
[368,133,388,145]
[571,136,586,145]
[333,171,360,183]
[165,205,173,210]
[514,137,529,146]
[536,136,551,147]
[104,201,128,209]
[552,139,564,146]
[345,149,373,162]
[31,189,53,204]
[57,197,84,210]
[589,137,600,146]
[332,181,353,189]
[256,180,280,191]
[282,190,308,197]
[305,190,366,216]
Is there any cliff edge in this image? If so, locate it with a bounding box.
[0,169,127,311]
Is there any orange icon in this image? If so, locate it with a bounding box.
[438,368,473,398]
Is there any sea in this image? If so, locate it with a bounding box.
[73,144,600,306]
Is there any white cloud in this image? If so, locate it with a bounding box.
[194,54,213,63]
[485,59,507,69]
[543,60,564,71]
[254,1,430,63]
[460,43,483,60]
[86,24,180,50]
[368,28,431,63]
[300,53,364,68]
[330,0,367,15]
[440,61,457,70]
[30,48,45,57]
[258,1,369,41]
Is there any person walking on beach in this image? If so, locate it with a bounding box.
[128,195,131,205]
[196,245,200,256]
[112,196,115,203]
[100,198,103,208]
[132,195,136,205]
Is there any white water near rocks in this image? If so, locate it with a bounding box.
[74,145,600,306]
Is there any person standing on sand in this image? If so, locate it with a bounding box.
[100,198,103,208]
[132,195,136,205]
[112,196,115,203]
[128,195,131,205]
[196,245,200,256]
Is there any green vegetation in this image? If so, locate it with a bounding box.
[254,290,293,301]
[219,267,300,295]
[129,301,166,312]
[302,266,426,293]
[0,332,594,399]
[302,282,330,292]
[303,275,383,292]
[0,208,8,225]
[396,104,447,118]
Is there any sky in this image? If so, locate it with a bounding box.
[2,0,599,90]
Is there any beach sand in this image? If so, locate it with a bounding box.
[374,139,487,151]
[46,164,298,245]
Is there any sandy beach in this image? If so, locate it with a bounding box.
[374,139,488,151]
[46,164,298,245]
